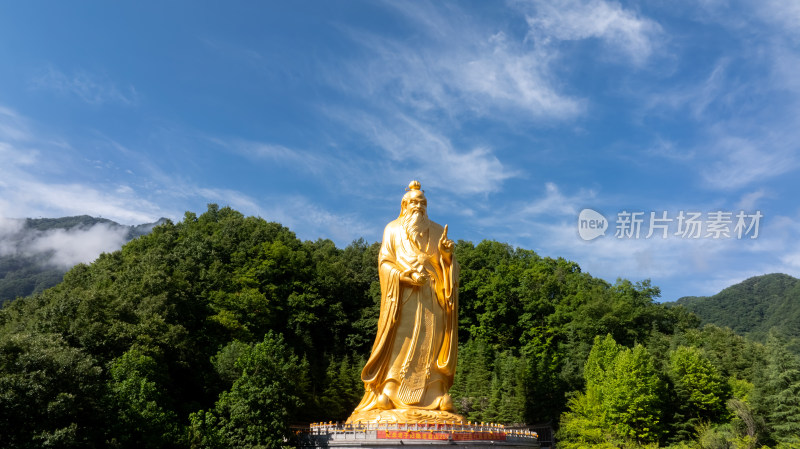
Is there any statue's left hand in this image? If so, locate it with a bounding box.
[438,224,454,255]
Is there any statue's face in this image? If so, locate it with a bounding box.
[405,193,427,215]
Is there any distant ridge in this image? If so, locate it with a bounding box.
[667,273,800,351]
[0,215,167,304]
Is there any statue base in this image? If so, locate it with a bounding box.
[301,422,539,449]
[346,409,465,425]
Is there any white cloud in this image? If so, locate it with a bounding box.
[521,182,594,217]
[0,172,163,224]
[0,106,33,142]
[0,220,129,267]
[736,189,767,211]
[701,133,799,190]
[517,0,662,65]
[0,217,24,238]
[646,138,695,161]
[0,106,165,224]
[195,187,262,215]
[335,1,586,122]
[30,66,138,106]
[770,43,800,95]
[0,217,25,256]
[641,59,733,121]
[345,112,518,195]
[28,224,129,267]
[257,194,376,245]
[317,0,662,201]
[638,50,800,190]
[755,0,800,38]
[212,138,335,176]
[521,213,779,299]
[458,31,586,119]
[465,181,799,300]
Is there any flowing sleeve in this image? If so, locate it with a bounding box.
[357,224,402,396]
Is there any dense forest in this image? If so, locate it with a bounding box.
[0,216,165,304]
[670,274,800,354]
[1,205,799,448]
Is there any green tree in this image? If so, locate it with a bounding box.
[521,326,565,425]
[0,332,104,448]
[450,338,493,422]
[487,350,527,424]
[189,333,305,449]
[559,335,664,446]
[667,346,730,442]
[558,391,619,449]
[605,344,664,442]
[107,347,182,448]
[317,355,364,422]
[558,335,622,447]
[753,333,800,445]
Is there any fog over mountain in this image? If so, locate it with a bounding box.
[0,215,165,303]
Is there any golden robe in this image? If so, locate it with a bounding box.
[350,217,459,416]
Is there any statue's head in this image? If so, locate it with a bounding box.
[400,180,427,218]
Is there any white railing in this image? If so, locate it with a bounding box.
[306,421,538,441]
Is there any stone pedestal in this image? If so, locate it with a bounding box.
[299,423,539,449]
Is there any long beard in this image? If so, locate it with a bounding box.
[401,209,430,244]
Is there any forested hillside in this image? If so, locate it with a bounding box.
[0,215,165,304]
[671,274,800,353]
[1,205,799,448]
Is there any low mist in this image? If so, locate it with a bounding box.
[0,218,129,267]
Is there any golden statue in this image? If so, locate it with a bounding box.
[347,181,463,424]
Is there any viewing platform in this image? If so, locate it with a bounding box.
[297,422,539,449]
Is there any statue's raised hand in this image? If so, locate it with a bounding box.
[438,224,454,255]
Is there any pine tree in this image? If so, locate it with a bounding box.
[754,334,800,445]
[450,339,492,422]
[487,350,526,424]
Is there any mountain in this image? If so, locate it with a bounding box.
[0,205,705,447]
[0,215,167,304]
[669,273,800,351]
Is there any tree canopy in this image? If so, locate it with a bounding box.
[0,205,794,448]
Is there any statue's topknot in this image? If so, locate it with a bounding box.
[407,180,421,191]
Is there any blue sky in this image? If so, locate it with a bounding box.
[1,0,799,301]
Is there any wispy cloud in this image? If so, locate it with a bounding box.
[641,58,736,121]
[342,112,518,195]
[30,66,138,106]
[466,181,800,299]
[755,0,800,37]
[701,133,799,190]
[1,104,369,247]
[645,138,695,161]
[211,138,333,175]
[0,177,163,224]
[520,182,595,217]
[0,105,164,223]
[736,189,767,211]
[638,31,800,191]
[253,193,376,244]
[515,0,663,65]
[0,106,35,143]
[333,1,587,122]
[314,0,663,202]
